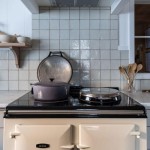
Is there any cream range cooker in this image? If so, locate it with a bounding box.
[3,87,147,150]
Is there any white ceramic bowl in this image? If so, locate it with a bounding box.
[17,36,30,44]
[0,35,11,43]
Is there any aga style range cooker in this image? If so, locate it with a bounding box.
[3,87,147,150]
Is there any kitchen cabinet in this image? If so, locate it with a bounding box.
[0,42,31,68]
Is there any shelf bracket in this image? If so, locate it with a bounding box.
[10,47,20,68]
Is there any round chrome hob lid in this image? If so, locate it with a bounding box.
[79,88,121,105]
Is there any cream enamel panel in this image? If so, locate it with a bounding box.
[79,124,136,150]
[13,124,72,150]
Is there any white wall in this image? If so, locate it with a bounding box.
[0,0,32,37]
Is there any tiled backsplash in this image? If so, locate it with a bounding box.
[4,5,150,91]
[0,6,129,90]
[31,7,128,89]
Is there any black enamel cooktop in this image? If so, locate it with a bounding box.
[4,87,147,118]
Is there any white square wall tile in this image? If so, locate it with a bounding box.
[91,60,100,69]
[60,30,69,39]
[29,70,37,80]
[101,60,110,69]
[100,20,110,29]
[90,9,99,19]
[101,50,110,59]
[90,50,100,59]
[0,81,8,90]
[80,30,90,40]
[60,9,69,19]
[50,20,59,29]
[111,40,118,49]
[70,20,79,29]
[32,30,40,39]
[0,60,8,69]
[32,20,39,29]
[91,70,100,80]
[100,30,110,40]
[70,30,79,39]
[111,20,119,29]
[101,70,110,80]
[19,70,29,80]
[111,70,121,80]
[80,20,89,29]
[29,50,40,60]
[111,50,120,59]
[40,20,49,29]
[70,50,80,59]
[90,20,99,29]
[70,10,79,19]
[40,9,49,19]
[29,60,40,70]
[90,40,100,49]
[80,40,90,49]
[100,10,110,19]
[60,20,69,29]
[60,40,70,50]
[80,50,90,59]
[80,9,89,19]
[50,40,60,49]
[110,60,120,69]
[0,50,8,59]
[100,40,110,50]
[19,81,29,90]
[40,40,50,49]
[9,71,18,80]
[50,9,60,19]
[50,30,60,39]
[70,40,79,49]
[90,30,100,39]
[9,81,19,90]
[0,70,8,80]
[80,60,90,70]
[111,30,118,39]
[40,50,50,60]
[40,30,50,39]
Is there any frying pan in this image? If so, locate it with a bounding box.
[37,51,72,83]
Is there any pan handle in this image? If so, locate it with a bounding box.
[48,51,63,57]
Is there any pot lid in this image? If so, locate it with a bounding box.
[80,88,119,99]
[37,52,72,83]
[79,88,121,105]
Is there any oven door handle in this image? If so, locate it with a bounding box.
[10,132,20,139]
[130,131,141,138]
[77,145,90,149]
[60,145,74,149]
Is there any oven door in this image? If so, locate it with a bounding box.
[10,124,73,150]
[78,124,140,150]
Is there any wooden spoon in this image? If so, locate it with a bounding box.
[129,63,137,74]
[136,64,143,73]
[119,66,129,80]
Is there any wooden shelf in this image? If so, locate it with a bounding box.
[0,42,31,68]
